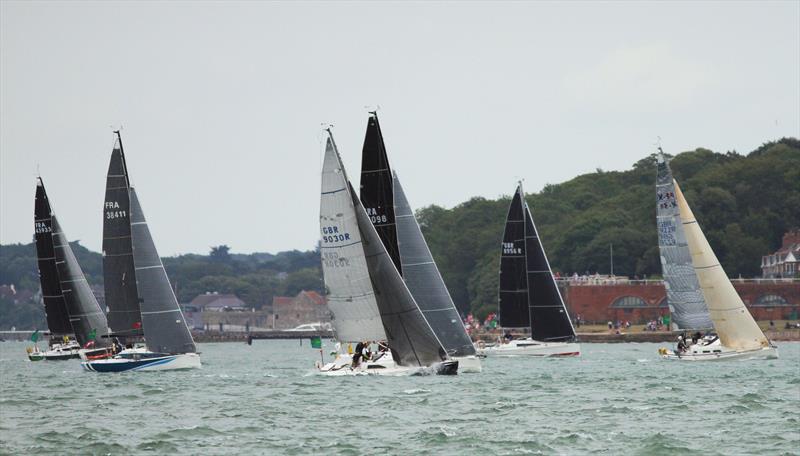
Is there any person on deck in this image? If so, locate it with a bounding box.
[352,340,365,368]
[676,335,686,353]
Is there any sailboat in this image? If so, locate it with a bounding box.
[82,132,200,372]
[482,183,580,357]
[655,151,713,331]
[359,113,481,372]
[317,130,457,376]
[657,156,777,361]
[30,177,112,361]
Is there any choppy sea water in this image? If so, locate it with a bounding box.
[0,340,798,455]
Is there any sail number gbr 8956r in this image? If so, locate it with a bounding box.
[321,225,351,244]
[105,201,127,219]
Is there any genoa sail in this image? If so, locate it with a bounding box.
[50,215,110,347]
[674,181,769,351]
[498,186,530,328]
[319,133,387,343]
[103,132,143,338]
[524,200,576,342]
[33,178,73,336]
[393,174,476,357]
[655,153,713,330]
[129,188,196,354]
[353,187,447,367]
[359,113,402,274]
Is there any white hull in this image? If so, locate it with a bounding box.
[480,339,581,357]
[315,352,458,376]
[659,345,778,361]
[454,355,482,373]
[82,352,201,372]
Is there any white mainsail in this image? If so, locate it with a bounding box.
[320,133,387,343]
[674,181,769,351]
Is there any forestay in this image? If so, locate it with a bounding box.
[34,178,73,336]
[675,181,768,351]
[129,188,196,354]
[103,132,143,338]
[319,134,386,343]
[655,153,713,330]
[393,175,476,357]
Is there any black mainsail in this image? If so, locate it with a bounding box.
[359,113,402,274]
[352,184,447,367]
[103,131,143,338]
[50,208,110,348]
[129,188,196,354]
[499,184,576,341]
[393,175,476,357]
[33,178,73,336]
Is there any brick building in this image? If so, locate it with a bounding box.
[762,230,800,278]
[270,290,330,329]
[560,280,799,324]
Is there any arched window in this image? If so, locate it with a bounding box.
[611,296,648,308]
[753,294,790,307]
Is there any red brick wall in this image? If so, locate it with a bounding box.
[560,281,800,324]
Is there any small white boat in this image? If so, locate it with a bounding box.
[656,165,778,361]
[480,339,580,357]
[83,349,201,372]
[316,351,458,376]
[41,340,81,360]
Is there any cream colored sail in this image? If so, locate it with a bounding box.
[674,181,768,351]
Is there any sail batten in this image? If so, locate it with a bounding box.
[655,153,713,330]
[674,180,768,350]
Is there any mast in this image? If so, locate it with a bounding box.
[655,150,713,330]
[523,196,576,342]
[103,131,143,338]
[129,188,196,354]
[33,178,73,336]
[319,131,386,343]
[498,183,531,328]
[393,174,476,357]
[674,181,768,350]
[359,112,402,274]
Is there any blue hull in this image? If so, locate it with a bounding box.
[82,355,179,372]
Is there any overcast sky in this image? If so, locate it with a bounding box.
[2,1,798,256]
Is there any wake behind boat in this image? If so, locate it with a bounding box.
[82,132,200,373]
[481,182,580,358]
[656,151,777,361]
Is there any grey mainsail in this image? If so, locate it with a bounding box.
[655,151,713,330]
[103,132,143,338]
[353,184,447,367]
[129,188,196,354]
[34,178,73,336]
[51,216,110,347]
[320,134,387,343]
[393,175,476,357]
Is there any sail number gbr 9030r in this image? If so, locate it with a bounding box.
[321,226,351,244]
[105,201,127,219]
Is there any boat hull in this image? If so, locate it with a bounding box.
[480,339,580,357]
[454,355,482,373]
[82,353,201,372]
[658,345,778,361]
[316,353,459,376]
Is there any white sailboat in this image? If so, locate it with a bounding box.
[659,178,778,361]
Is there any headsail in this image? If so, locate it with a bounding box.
[674,181,769,351]
[33,178,73,336]
[359,113,402,274]
[129,188,196,354]
[353,187,447,367]
[320,133,386,343]
[393,174,476,357]
[655,152,713,330]
[103,132,143,338]
[51,215,110,347]
[498,186,530,328]
[524,199,576,342]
